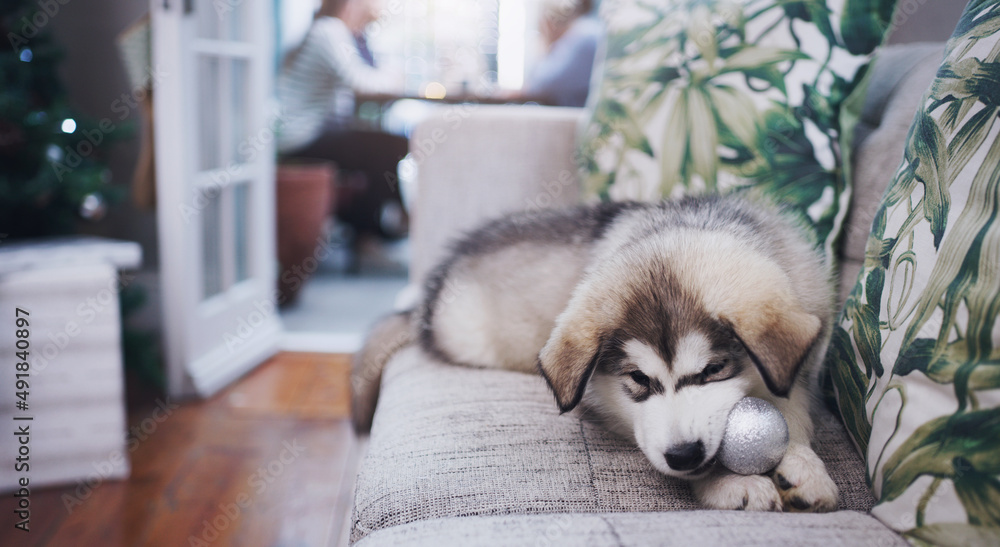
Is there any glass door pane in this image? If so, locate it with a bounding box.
[197,55,222,171]
[196,0,246,41]
[233,182,250,283]
[197,52,252,299]
[229,58,250,164]
[202,188,224,298]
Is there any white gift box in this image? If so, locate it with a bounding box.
[0,237,142,492]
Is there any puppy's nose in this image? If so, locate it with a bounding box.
[664,441,705,472]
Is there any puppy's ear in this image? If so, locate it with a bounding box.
[724,302,821,397]
[537,314,604,413]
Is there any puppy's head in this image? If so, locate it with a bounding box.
[537,238,823,478]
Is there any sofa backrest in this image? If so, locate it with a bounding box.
[408,105,584,285]
[407,43,948,309]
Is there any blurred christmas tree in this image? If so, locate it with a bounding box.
[1,2,122,239]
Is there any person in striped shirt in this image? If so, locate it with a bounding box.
[277,0,409,240]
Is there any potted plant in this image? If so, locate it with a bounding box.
[275,157,335,305]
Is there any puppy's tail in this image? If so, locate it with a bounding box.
[351,310,415,433]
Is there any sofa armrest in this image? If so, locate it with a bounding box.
[408,105,585,285]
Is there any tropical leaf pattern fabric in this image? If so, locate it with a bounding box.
[827,2,1000,544]
[580,0,895,258]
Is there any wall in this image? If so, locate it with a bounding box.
[49,0,157,268]
[888,0,966,44]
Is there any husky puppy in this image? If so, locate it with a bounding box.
[353,194,839,512]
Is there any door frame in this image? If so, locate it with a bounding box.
[152,0,281,398]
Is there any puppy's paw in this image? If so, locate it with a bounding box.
[772,443,839,513]
[693,473,782,512]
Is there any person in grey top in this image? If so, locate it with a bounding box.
[523,0,603,107]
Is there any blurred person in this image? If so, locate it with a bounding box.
[522,0,602,107]
[277,0,409,241]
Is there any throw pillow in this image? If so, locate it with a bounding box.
[827,2,1000,544]
[579,0,896,258]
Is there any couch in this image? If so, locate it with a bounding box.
[348,42,947,545]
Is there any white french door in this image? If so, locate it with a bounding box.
[152,0,281,397]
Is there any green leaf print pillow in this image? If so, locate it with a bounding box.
[579,0,896,258]
[827,2,1000,545]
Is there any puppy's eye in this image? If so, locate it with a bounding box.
[629,370,651,388]
[703,362,726,376]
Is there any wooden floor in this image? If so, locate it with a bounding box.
[1,353,365,547]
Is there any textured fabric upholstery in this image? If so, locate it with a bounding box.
[355,511,908,547]
[351,348,877,543]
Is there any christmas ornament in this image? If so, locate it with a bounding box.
[46,143,63,162]
[79,193,107,221]
[717,397,789,475]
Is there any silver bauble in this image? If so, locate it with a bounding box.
[80,193,107,221]
[717,396,789,475]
